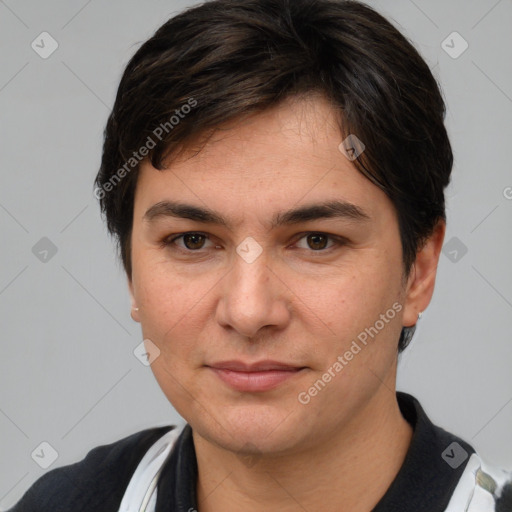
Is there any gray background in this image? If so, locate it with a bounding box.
[1,0,511,508]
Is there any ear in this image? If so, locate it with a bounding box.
[402,219,446,327]
[128,276,141,323]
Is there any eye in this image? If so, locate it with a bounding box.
[294,232,344,251]
[163,232,216,251]
[162,231,345,255]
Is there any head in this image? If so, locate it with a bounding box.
[95,0,451,454]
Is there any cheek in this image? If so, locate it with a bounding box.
[133,269,194,364]
[311,261,403,358]
[313,270,379,331]
[135,258,201,325]
[135,271,202,412]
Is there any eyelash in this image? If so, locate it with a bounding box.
[160,231,347,255]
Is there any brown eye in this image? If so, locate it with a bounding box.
[162,232,216,253]
[182,233,206,250]
[306,233,329,250]
[294,232,344,253]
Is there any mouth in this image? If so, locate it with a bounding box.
[205,360,307,392]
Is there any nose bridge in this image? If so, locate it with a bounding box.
[217,245,289,337]
[230,248,272,308]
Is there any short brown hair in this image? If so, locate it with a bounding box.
[95,0,453,351]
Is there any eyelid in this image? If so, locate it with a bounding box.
[290,232,347,251]
[162,231,347,253]
[161,231,215,250]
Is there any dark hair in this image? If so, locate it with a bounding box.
[94,0,452,352]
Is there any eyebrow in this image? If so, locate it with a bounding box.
[143,199,371,229]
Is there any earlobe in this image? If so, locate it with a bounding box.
[401,219,446,327]
[130,306,141,323]
[128,277,141,323]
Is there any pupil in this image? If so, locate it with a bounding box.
[308,234,327,250]
[184,233,204,250]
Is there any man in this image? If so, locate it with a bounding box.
[10,0,511,510]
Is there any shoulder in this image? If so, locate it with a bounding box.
[393,392,512,511]
[446,453,512,512]
[8,425,174,512]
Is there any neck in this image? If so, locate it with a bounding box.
[193,386,413,512]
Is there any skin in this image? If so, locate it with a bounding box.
[128,93,445,511]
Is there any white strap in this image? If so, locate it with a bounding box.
[118,423,186,512]
[443,454,481,512]
[444,453,512,511]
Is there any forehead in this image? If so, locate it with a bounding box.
[133,95,395,225]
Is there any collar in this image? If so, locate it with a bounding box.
[155,392,474,511]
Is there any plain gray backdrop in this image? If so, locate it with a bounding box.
[1,0,511,508]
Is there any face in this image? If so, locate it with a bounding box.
[128,94,422,456]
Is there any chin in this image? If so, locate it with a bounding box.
[191,402,302,453]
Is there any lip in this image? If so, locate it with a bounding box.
[206,360,306,392]
[207,360,303,372]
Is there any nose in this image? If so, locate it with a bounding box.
[215,250,291,339]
